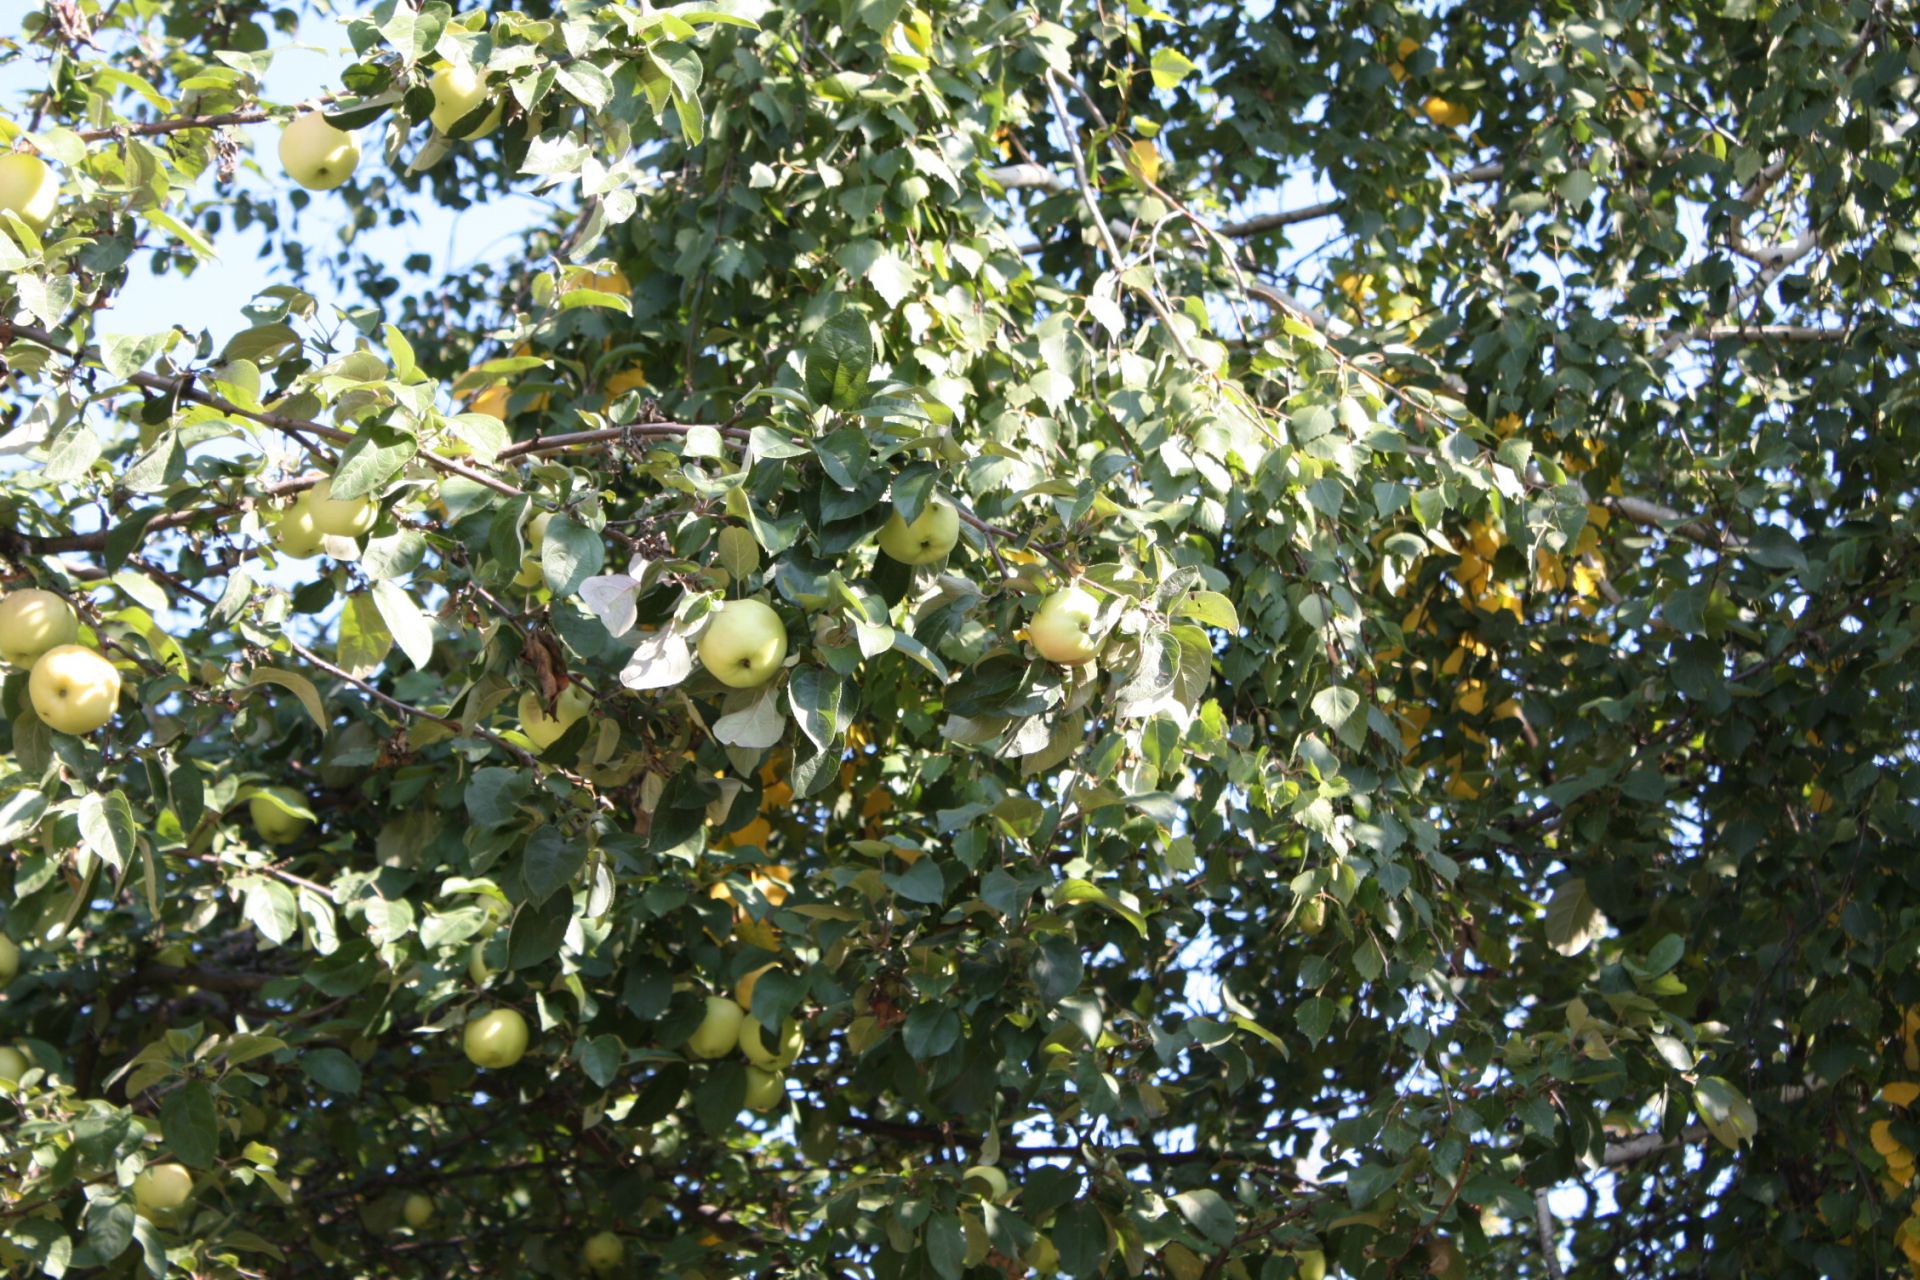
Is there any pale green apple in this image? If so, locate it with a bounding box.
[248,788,311,845]
[877,497,960,565]
[512,512,554,589]
[0,589,78,667]
[403,1192,434,1228]
[582,1230,625,1273]
[301,477,378,538]
[463,1007,530,1069]
[516,684,590,752]
[1028,586,1106,665]
[0,153,58,234]
[687,995,744,1059]
[697,599,787,689]
[743,1065,784,1112]
[0,935,17,988]
[132,1163,194,1217]
[429,64,503,137]
[272,501,326,558]
[739,1017,801,1070]
[0,1046,27,1082]
[27,644,121,734]
[278,113,360,191]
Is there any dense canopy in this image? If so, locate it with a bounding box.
[1,0,1918,1277]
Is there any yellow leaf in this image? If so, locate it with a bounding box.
[1128,139,1161,186]
[1884,1082,1920,1108]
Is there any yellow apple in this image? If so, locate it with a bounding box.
[248,788,311,845]
[0,153,58,234]
[272,501,326,558]
[1028,586,1106,665]
[512,512,554,590]
[739,1017,801,1070]
[687,995,744,1059]
[297,477,377,538]
[402,1192,434,1228]
[583,1230,625,1273]
[132,1163,194,1217]
[743,1065,784,1112]
[429,64,503,137]
[0,1046,26,1081]
[0,589,78,667]
[877,497,960,565]
[697,599,788,689]
[962,1165,1009,1201]
[464,1007,530,1069]
[516,685,591,752]
[1295,1249,1328,1280]
[278,112,361,191]
[0,934,17,988]
[27,644,121,734]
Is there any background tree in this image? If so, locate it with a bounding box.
[1,0,1917,1277]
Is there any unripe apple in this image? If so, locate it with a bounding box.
[300,477,378,538]
[877,497,960,565]
[272,500,326,558]
[469,940,497,985]
[0,1046,27,1081]
[0,589,78,667]
[687,995,744,1059]
[0,153,59,234]
[1028,586,1105,665]
[278,113,361,191]
[248,787,311,845]
[739,1017,801,1070]
[132,1163,194,1217]
[962,1165,1009,1201]
[464,1007,530,1069]
[582,1230,625,1273]
[511,512,554,589]
[697,599,788,689]
[27,644,121,735]
[0,935,17,988]
[402,1192,434,1228]
[743,1065,784,1112]
[1295,1249,1328,1280]
[516,685,591,752]
[429,64,503,137]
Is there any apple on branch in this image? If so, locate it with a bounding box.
[0,589,78,667]
[248,787,312,844]
[279,113,361,191]
[0,152,58,235]
[697,599,788,689]
[463,1007,530,1069]
[1028,585,1107,665]
[429,64,504,138]
[877,497,960,565]
[28,644,122,735]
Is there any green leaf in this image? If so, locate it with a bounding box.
[1694,1077,1758,1150]
[926,1213,966,1280]
[542,515,605,597]
[1295,996,1335,1046]
[1170,1189,1235,1247]
[1175,590,1239,631]
[244,879,299,946]
[902,1004,961,1060]
[369,581,434,672]
[576,1034,625,1088]
[508,892,571,969]
[883,856,946,905]
[302,1048,362,1096]
[247,668,328,736]
[1150,47,1198,90]
[78,790,136,876]
[1310,685,1360,731]
[1054,877,1148,937]
[159,1082,219,1169]
[805,311,874,412]
[521,827,585,907]
[328,421,417,502]
[1544,878,1606,958]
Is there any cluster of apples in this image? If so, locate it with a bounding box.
[0,590,122,735]
[689,990,801,1113]
[270,477,378,558]
[278,62,501,191]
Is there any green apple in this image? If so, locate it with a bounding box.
[0,934,17,988]
[697,599,788,689]
[272,500,326,558]
[132,1163,194,1217]
[743,1065,784,1112]
[583,1230,625,1273]
[27,644,121,734]
[516,685,591,752]
[248,788,311,845]
[301,477,378,538]
[279,113,360,191]
[877,497,960,565]
[0,153,58,234]
[687,995,744,1059]
[402,1192,434,1228]
[429,64,503,137]
[1028,585,1106,665]
[0,1046,27,1082]
[0,589,78,667]
[962,1165,1009,1201]
[469,939,496,985]
[512,512,553,589]
[739,1017,801,1070]
[463,1007,529,1069]
[1294,1249,1328,1280]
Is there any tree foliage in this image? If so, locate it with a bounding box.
[1,0,1918,1277]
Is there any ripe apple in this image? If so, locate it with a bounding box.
[583,1230,625,1273]
[877,497,960,565]
[1028,586,1106,665]
[429,64,503,137]
[0,589,78,667]
[132,1162,194,1217]
[743,1065,784,1112]
[516,685,590,752]
[0,1045,27,1081]
[697,599,788,689]
[687,995,744,1059]
[0,934,17,988]
[302,477,378,538]
[0,153,58,234]
[962,1165,1009,1201]
[27,644,121,734]
[512,512,554,590]
[248,788,311,845]
[739,1017,801,1070]
[464,1007,530,1069]
[402,1192,434,1228]
[278,113,361,191]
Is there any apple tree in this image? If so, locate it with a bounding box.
[2,0,1918,1277]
